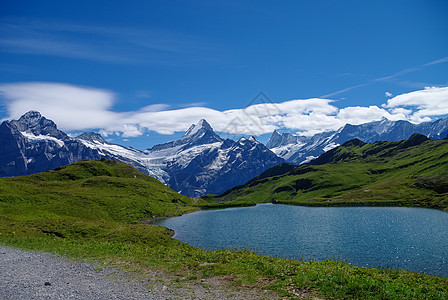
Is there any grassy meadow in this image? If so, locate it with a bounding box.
[1,158,447,299]
[204,135,448,212]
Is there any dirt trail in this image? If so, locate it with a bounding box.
[0,246,278,299]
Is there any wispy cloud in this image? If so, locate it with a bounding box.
[135,91,152,99]
[1,82,447,138]
[320,56,448,98]
[0,19,223,66]
[0,64,36,74]
[320,83,368,98]
[423,56,448,67]
[179,102,209,108]
[0,37,133,63]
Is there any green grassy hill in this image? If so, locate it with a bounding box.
[0,159,201,222]
[0,159,205,244]
[204,134,448,211]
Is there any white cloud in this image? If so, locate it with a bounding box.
[123,107,227,135]
[0,82,119,131]
[1,82,447,139]
[384,86,448,122]
[337,106,392,124]
[385,92,393,97]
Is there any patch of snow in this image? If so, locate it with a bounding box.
[207,148,229,171]
[20,131,65,148]
[271,142,306,160]
[301,156,317,164]
[79,140,141,160]
[323,142,340,152]
[147,145,184,158]
[169,142,222,169]
[80,137,226,185]
[239,137,247,144]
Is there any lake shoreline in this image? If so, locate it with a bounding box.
[156,204,448,278]
[201,199,448,212]
[3,202,448,299]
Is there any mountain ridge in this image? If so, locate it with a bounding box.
[204,134,448,211]
[268,116,448,164]
[3,111,448,197]
[0,111,283,197]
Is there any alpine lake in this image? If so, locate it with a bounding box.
[155,204,448,277]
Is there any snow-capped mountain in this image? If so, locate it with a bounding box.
[149,119,223,152]
[268,117,448,164]
[142,119,283,196]
[162,134,283,196]
[0,111,147,177]
[0,111,283,197]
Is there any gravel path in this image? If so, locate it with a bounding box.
[0,246,167,300]
[0,246,279,299]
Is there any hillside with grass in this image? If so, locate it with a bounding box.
[0,159,208,249]
[1,157,448,298]
[204,134,448,211]
[0,159,202,224]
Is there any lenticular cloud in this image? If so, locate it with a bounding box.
[0,82,118,131]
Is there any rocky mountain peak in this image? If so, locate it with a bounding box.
[10,111,66,139]
[182,119,213,138]
[237,136,258,144]
[17,110,53,131]
[77,132,107,144]
[266,130,282,148]
[177,119,222,145]
[266,130,305,149]
[18,110,42,123]
[149,119,222,151]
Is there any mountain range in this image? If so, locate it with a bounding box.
[205,133,448,211]
[267,116,448,164]
[2,111,448,197]
[0,111,283,197]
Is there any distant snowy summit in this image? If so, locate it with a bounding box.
[149,119,223,152]
[0,110,143,178]
[267,116,448,164]
[0,111,283,197]
[144,118,283,196]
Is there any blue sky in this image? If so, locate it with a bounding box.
[1,0,447,148]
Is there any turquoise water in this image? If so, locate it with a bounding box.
[155,204,448,277]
